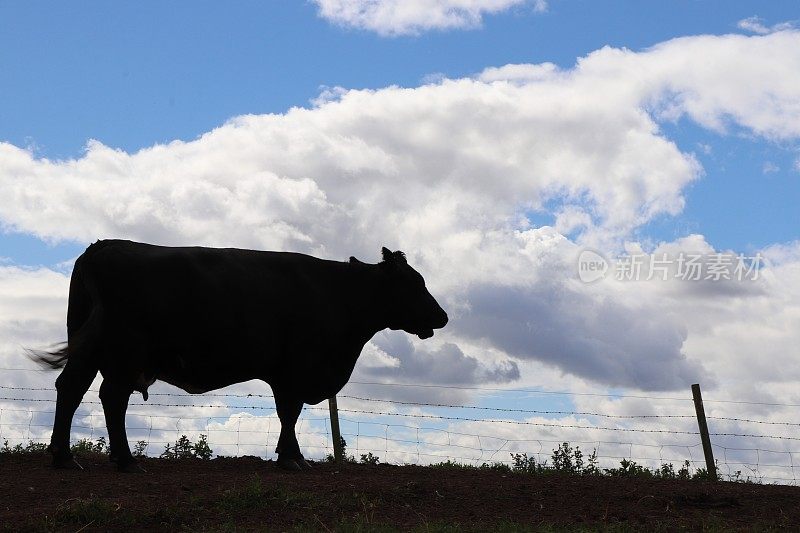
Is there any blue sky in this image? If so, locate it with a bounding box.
[1,1,798,264]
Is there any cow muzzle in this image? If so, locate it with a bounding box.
[417,328,434,340]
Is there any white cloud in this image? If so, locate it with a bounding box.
[737,16,796,35]
[365,331,520,384]
[696,142,712,155]
[477,62,561,84]
[575,32,800,140]
[0,266,67,342]
[313,0,546,36]
[0,266,74,435]
[1,32,800,398]
[762,161,780,174]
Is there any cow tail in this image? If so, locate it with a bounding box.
[26,343,70,369]
[27,253,102,369]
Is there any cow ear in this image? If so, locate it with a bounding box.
[381,247,393,262]
[349,256,363,265]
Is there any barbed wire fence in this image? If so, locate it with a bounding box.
[1,372,799,485]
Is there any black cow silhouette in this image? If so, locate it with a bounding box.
[31,240,448,471]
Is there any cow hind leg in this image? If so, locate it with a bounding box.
[274,395,310,471]
[50,361,97,469]
[99,380,139,472]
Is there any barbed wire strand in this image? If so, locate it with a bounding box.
[6,388,800,427]
[4,373,800,407]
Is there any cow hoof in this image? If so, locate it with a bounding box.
[116,458,146,473]
[49,444,82,470]
[119,463,147,473]
[53,456,84,470]
[277,456,302,471]
[297,458,312,470]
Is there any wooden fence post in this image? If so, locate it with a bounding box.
[328,395,344,463]
[691,383,717,480]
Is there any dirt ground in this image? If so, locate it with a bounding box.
[1,453,799,531]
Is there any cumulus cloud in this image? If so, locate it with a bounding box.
[314,0,547,36]
[762,161,780,174]
[737,16,796,35]
[0,266,68,355]
[362,331,520,385]
[0,266,73,436]
[2,32,800,395]
[678,240,800,385]
[458,282,701,390]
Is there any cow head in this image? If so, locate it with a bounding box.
[376,247,448,339]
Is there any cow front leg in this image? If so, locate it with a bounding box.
[50,361,98,469]
[99,380,138,472]
[274,395,310,471]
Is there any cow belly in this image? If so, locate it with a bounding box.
[156,362,264,395]
[134,372,157,400]
[158,375,212,394]
[297,359,359,405]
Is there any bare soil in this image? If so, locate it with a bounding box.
[1,453,798,531]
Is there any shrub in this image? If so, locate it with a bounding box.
[325,436,356,463]
[480,461,512,473]
[160,434,213,460]
[192,434,213,460]
[604,458,651,478]
[71,436,108,455]
[544,442,600,476]
[430,459,473,470]
[132,440,148,458]
[511,452,545,474]
[1,439,48,454]
[360,452,380,465]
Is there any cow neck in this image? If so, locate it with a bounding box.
[346,261,389,338]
